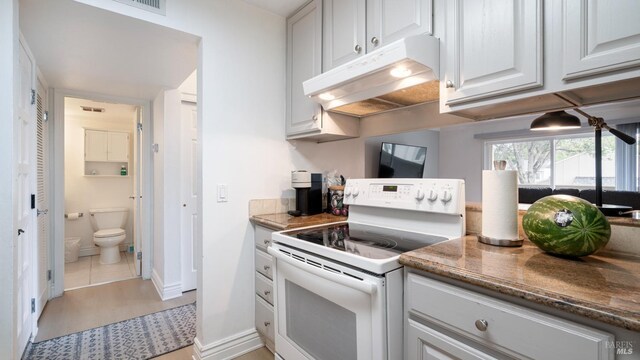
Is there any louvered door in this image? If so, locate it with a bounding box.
[35,79,49,318]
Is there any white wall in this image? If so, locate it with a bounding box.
[64,110,135,256]
[0,0,17,358]
[151,89,182,299]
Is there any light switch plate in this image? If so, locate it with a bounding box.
[217,184,228,202]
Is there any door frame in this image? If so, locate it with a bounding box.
[50,89,152,297]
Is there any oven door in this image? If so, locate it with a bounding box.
[268,245,386,360]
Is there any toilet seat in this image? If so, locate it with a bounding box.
[94,228,125,238]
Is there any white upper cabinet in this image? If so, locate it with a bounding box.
[107,131,129,162]
[323,0,433,72]
[442,0,543,106]
[287,0,323,136]
[366,0,433,51]
[85,130,108,161]
[562,0,640,81]
[84,129,129,162]
[323,0,366,71]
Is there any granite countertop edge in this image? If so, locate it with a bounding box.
[399,250,640,332]
[250,213,347,231]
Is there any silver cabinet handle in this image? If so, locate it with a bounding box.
[354,44,362,54]
[264,321,271,327]
[312,115,318,121]
[263,265,271,271]
[475,319,488,331]
[445,80,454,88]
[264,290,271,296]
[263,239,270,245]
[371,37,379,46]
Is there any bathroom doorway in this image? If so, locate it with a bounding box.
[61,96,145,290]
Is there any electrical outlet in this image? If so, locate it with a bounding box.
[217,184,228,203]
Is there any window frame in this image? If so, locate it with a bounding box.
[484,131,617,189]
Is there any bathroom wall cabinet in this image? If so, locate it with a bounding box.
[84,129,130,176]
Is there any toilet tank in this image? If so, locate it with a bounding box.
[89,207,129,231]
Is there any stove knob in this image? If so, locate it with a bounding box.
[344,187,352,197]
[427,189,438,202]
[352,187,360,197]
[441,189,452,203]
[415,189,425,201]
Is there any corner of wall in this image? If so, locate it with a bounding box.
[192,330,263,360]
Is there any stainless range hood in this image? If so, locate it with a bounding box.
[303,34,440,117]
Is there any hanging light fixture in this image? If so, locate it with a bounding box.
[530,106,636,216]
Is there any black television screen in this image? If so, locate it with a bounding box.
[378,142,427,178]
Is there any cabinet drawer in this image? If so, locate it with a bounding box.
[255,249,273,279]
[254,226,273,251]
[255,272,273,305]
[407,318,497,360]
[256,295,274,342]
[407,273,613,360]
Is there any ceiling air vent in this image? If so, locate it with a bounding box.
[81,106,106,113]
[113,0,166,15]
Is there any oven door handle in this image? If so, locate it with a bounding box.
[268,247,377,295]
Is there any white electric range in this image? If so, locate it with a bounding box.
[268,178,466,360]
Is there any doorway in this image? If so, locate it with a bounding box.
[61,97,143,290]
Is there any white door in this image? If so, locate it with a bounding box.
[323,0,366,71]
[132,108,142,276]
[16,38,36,354]
[181,101,198,291]
[107,131,130,162]
[562,0,640,80]
[443,0,543,105]
[286,0,323,137]
[35,76,49,319]
[366,0,433,51]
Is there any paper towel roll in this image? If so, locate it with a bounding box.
[66,212,80,220]
[482,170,518,240]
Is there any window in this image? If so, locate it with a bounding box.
[487,133,618,189]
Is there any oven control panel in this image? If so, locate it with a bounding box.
[343,178,465,215]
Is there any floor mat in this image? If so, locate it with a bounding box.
[23,302,196,359]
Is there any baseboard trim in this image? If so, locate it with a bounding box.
[151,269,182,301]
[193,329,263,360]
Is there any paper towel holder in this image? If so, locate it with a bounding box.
[478,234,523,247]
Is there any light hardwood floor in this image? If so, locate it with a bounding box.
[35,277,273,359]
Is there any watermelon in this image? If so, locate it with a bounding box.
[522,195,611,257]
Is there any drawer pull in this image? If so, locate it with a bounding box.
[263,239,270,245]
[264,321,271,327]
[263,265,271,271]
[264,290,271,296]
[475,319,488,331]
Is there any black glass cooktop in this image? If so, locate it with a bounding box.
[280,222,448,260]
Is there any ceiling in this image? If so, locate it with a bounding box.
[241,0,308,17]
[19,0,199,100]
[65,97,137,124]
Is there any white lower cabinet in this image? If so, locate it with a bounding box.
[405,272,615,360]
[254,225,275,353]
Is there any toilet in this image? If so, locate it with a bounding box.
[89,207,129,264]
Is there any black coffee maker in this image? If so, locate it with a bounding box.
[288,170,322,216]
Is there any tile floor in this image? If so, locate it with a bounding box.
[35,278,273,359]
[64,251,138,290]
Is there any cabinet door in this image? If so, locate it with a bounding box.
[286,0,323,136]
[366,0,432,52]
[562,0,640,81]
[443,0,543,106]
[85,130,108,161]
[323,0,366,71]
[107,132,129,162]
